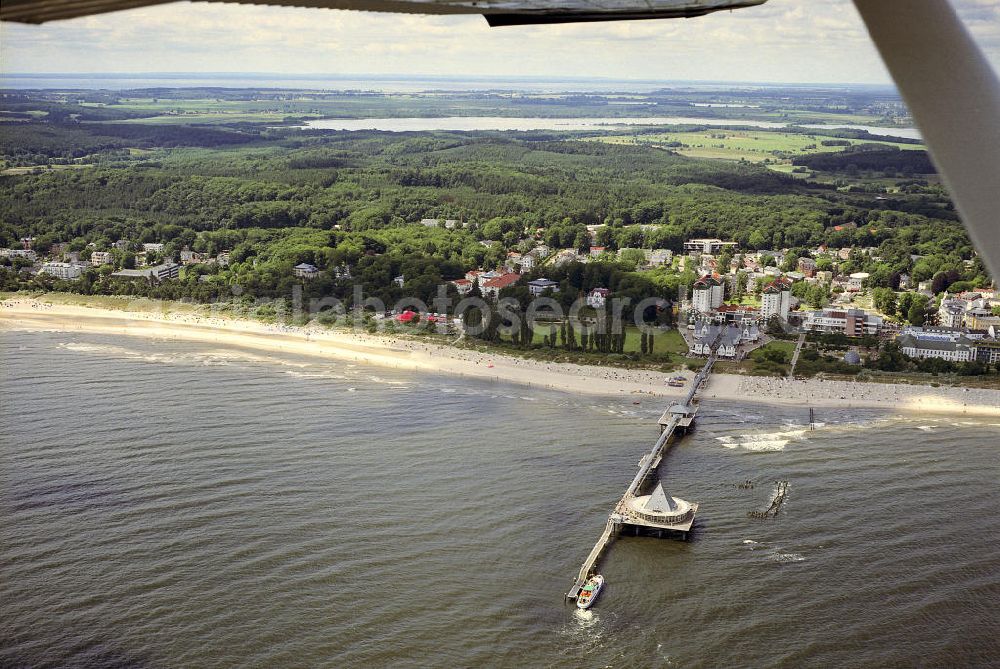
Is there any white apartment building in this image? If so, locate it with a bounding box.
[691,276,724,313]
[761,279,791,322]
[38,262,83,280]
[684,238,738,255]
[897,333,975,362]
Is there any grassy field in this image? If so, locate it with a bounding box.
[1,163,93,175]
[758,339,797,357]
[113,112,321,125]
[758,109,902,124]
[590,129,923,164]
[515,322,687,357]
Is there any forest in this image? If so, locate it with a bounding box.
[791,145,936,174]
[0,87,981,318]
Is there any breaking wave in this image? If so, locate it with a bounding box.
[716,427,809,452]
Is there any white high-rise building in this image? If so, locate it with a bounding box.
[692,275,724,313]
[761,279,792,321]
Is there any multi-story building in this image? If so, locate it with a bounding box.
[847,272,870,292]
[505,252,535,273]
[797,257,817,277]
[90,251,113,266]
[38,262,83,281]
[802,308,883,336]
[691,275,724,313]
[147,262,179,281]
[527,278,559,296]
[684,238,738,255]
[900,325,987,340]
[293,263,319,279]
[111,262,180,282]
[897,333,975,362]
[482,272,521,298]
[688,321,759,358]
[714,305,761,326]
[761,279,792,322]
[937,298,967,328]
[973,339,1000,364]
[0,249,37,261]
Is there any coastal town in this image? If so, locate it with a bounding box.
[4,228,999,381]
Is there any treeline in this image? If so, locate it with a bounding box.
[0,122,260,163]
[792,146,936,174]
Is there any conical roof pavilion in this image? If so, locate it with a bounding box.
[644,482,679,513]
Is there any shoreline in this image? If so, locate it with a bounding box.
[3,297,1000,417]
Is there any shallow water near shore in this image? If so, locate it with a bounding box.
[3,330,999,668]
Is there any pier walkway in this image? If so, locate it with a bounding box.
[788,333,807,377]
[567,344,720,600]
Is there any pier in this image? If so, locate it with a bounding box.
[566,342,720,600]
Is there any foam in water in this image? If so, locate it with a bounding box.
[715,426,808,452]
[59,340,303,369]
[742,539,806,563]
[284,370,349,380]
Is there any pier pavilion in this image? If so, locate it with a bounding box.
[615,482,697,539]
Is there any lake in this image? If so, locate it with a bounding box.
[300,116,922,140]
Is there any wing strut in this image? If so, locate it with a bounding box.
[854,0,1000,281]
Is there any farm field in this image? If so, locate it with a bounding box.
[589,129,924,163]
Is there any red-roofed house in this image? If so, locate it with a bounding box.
[482,272,521,298]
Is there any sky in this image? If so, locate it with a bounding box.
[1,0,998,85]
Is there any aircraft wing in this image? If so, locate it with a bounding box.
[0,0,767,26]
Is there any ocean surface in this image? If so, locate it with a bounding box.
[300,116,922,140]
[2,330,998,668]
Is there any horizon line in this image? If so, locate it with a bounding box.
[0,71,900,90]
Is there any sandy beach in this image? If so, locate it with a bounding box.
[3,297,999,417]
